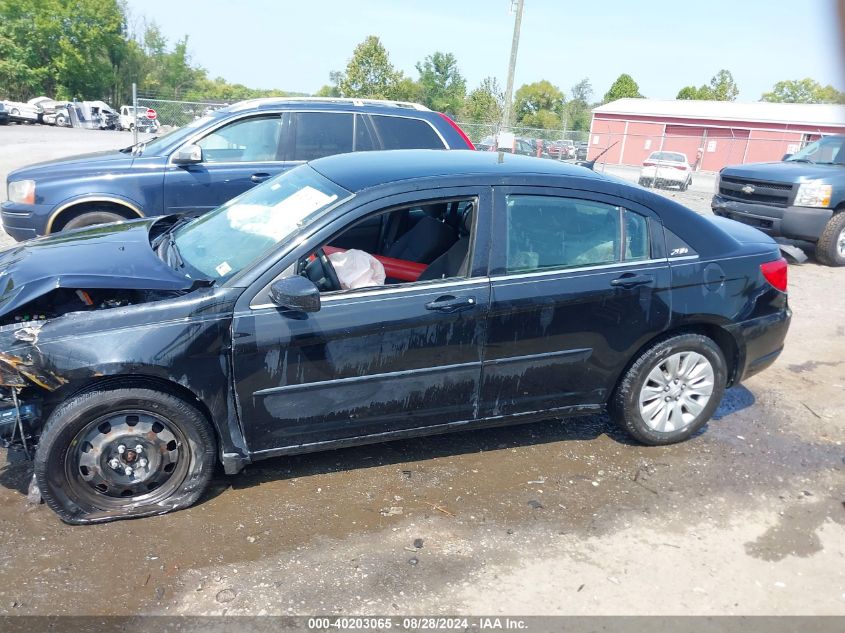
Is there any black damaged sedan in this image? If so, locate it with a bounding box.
[0,150,790,524]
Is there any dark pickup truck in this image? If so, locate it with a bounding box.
[712,135,845,266]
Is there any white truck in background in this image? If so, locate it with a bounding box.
[118,105,160,132]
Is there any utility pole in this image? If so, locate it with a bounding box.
[501,0,524,132]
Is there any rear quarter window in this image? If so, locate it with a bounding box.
[370,115,445,150]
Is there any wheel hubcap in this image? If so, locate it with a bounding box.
[67,411,186,506]
[638,351,715,432]
[836,227,845,258]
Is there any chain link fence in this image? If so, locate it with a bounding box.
[583,130,819,172]
[456,121,589,145]
[136,97,230,129]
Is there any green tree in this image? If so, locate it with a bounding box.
[676,85,707,100]
[415,51,465,114]
[708,69,739,101]
[514,80,564,122]
[677,69,739,101]
[338,35,401,99]
[462,76,503,123]
[392,76,423,103]
[564,77,593,131]
[603,73,644,102]
[0,0,136,102]
[761,78,845,103]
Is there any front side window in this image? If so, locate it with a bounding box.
[197,115,282,162]
[273,197,477,295]
[504,195,649,273]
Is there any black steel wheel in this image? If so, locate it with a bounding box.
[35,386,216,524]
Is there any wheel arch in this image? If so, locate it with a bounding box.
[39,374,227,462]
[612,322,742,399]
[47,197,144,234]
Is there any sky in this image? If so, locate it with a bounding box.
[124,0,845,102]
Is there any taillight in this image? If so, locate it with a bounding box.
[675,164,688,170]
[760,258,788,292]
[438,113,475,150]
[643,161,655,167]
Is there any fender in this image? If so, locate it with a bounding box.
[46,194,145,234]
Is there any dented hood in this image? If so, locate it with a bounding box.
[0,219,194,318]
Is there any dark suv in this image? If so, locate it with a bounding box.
[712,135,845,266]
[2,98,475,241]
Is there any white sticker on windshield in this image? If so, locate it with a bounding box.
[215,261,232,277]
[226,186,338,242]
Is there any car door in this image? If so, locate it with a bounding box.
[231,186,492,454]
[480,187,671,418]
[163,113,291,214]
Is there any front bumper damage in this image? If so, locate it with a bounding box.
[0,321,64,451]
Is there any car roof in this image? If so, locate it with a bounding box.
[223,97,430,114]
[309,149,605,192]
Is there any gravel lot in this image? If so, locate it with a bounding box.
[0,126,842,617]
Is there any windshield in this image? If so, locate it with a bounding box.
[171,165,351,282]
[786,136,845,165]
[133,115,216,155]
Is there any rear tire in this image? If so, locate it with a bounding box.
[61,209,127,232]
[609,334,727,445]
[815,211,845,267]
[35,386,216,524]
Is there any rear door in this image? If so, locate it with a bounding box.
[480,187,671,417]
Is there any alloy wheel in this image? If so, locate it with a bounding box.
[638,351,715,432]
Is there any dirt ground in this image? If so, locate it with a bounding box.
[0,126,842,616]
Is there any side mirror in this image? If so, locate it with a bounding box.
[173,144,203,165]
[269,276,321,313]
[782,153,793,161]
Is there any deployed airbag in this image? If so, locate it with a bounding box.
[328,249,385,290]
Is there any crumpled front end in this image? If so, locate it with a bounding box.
[0,321,61,447]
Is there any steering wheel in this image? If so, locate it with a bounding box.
[316,247,341,291]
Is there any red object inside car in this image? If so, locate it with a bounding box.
[323,246,426,282]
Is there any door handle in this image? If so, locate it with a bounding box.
[425,295,477,313]
[610,273,654,288]
[250,172,271,183]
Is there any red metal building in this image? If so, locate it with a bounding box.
[588,99,845,171]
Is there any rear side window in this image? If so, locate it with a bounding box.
[290,112,354,161]
[504,195,650,273]
[370,115,445,150]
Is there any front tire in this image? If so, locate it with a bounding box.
[61,210,127,232]
[815,211,845,266]
[609,334,727,445]
[35,387,216,524]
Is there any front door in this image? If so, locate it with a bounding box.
[163,113,292,214]
[480,188,671,417]
[231,188,492,454]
